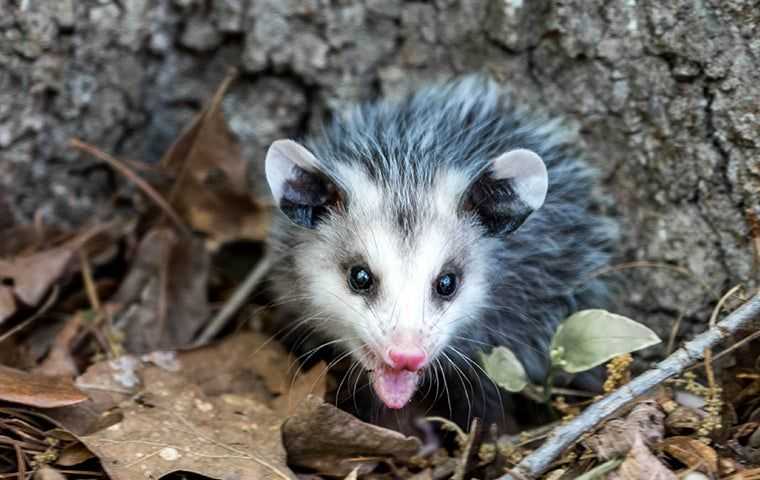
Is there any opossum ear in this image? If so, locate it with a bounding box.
[265,139,339,228]
[464,149,548,235]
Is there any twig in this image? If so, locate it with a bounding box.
[453,418,480,480]
[704,348,715,390]
[79,250,101,313]
[684,328,760,374]
[0,286,59,343]
[665,310,685,356]
[194,250,274,345]
[499,292,760,480]
[69,138,189,236]
[709,284,743,327]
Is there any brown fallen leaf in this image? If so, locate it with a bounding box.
[0,365,88,408]
[111,226,210,353]
[79,365,296,480]
[665,404,706,434]
[0,243,74,306]
[658,436,718,474]
[283,395,421,476]
[50,333,324,436]
[56,442,95,467]
[0,284,15,324]
[585,400,665,460]
[0,224,116,308]
[608,435,677,480]
[178,331,289,399]
[161,70,271,249]
[45,356,142,436]
[33,311,84,378]
[33,466,66,480]
[0,223,55,257]
[272,360,328,415]
[177,332,326,411]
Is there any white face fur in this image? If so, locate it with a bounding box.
[266,139,547,409]
[295,174,493,362]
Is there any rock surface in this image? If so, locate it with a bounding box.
[1,0,758,343]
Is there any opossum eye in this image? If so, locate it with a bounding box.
[348,266,374,292]
[435,273,458,298]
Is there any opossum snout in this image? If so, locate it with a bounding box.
[387,347,426,371]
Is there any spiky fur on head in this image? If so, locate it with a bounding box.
[266,75,618,428]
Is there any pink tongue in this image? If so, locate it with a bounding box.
[373,368,419,409]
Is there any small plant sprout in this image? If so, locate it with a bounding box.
[549,309,661,374]
[480,309,661,399]
[481,346,529,392]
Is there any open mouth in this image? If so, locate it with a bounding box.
[371,365,420,409]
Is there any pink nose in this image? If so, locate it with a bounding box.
[388,347,426,371]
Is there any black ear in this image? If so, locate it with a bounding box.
[463,149,548,235]
[265,139,339,228]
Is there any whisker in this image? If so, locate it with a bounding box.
[441,350,473,425]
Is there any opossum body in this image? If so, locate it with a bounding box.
[264,76,617,429]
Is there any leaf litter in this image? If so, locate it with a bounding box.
[0,73,758,480]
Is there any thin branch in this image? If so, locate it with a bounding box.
[69,138,190,236]
[500,292,760,480]
[0,286,59,344]
[79,250,101,313]
[194,250,274,345]
[709,284,743,327]
[685,327,760,373]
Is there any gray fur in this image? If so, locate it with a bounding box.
[266,75,618,429]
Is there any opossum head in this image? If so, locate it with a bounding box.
[265,139,548,409]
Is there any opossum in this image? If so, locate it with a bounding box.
[264,76,618,430]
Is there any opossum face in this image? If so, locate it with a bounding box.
[266,140,547,409]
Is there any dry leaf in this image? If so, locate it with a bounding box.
[0,224,58,257]
[272,360,328,415]
[50,333,325,436]
[0,224,116,308]
[665,405,706,434]
[56,443,96,466]
[178,331,289,398]
[658,436,718,474]
[0,365,88,408]
[608,435,677,480]
[45,356,149,437]
[161,71,271,248]
[586,400,665,460]
[79,366,295,480]
[283,395,421,475]
[33,312,83,378]
[0,243,74,306]
[177,332,326,412]
[111,226,209,353]
[33,467,66,480]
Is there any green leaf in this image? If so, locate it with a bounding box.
[550,309,661,373]
[480,346,528,392]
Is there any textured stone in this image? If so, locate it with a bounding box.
[0,0,757,342]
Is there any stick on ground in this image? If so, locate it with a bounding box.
[500,292,760,480]
[194,251,274,345]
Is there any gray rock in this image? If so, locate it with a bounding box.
[0,0,757,345]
